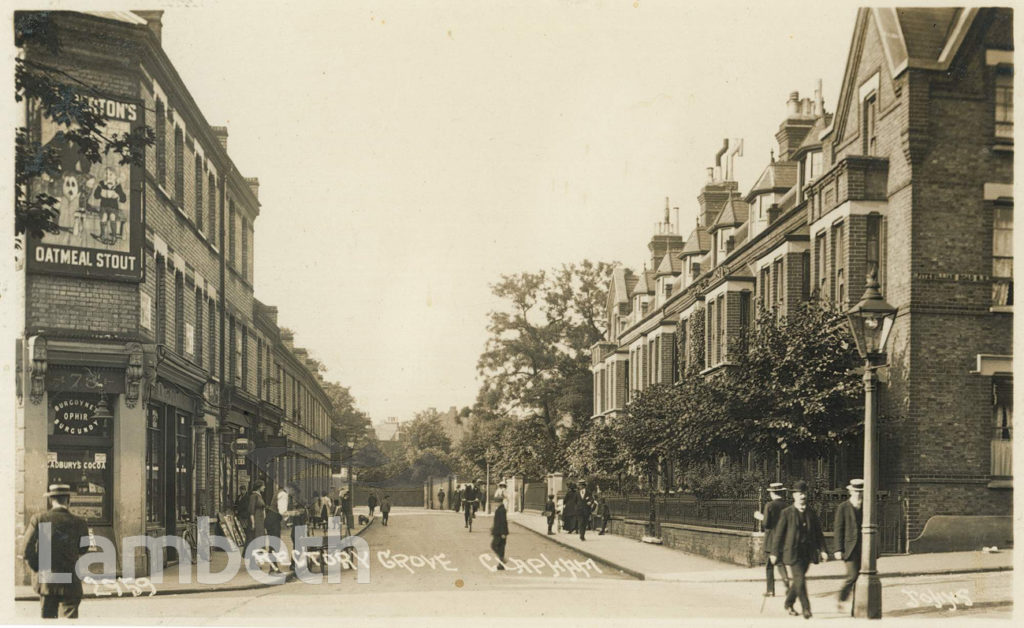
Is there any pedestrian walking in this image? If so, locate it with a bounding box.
[438,488,446,510]
[319,491,333,529]
[453,487,462,513]
[491,498,509,570]
[235,483,251,542]
[562,482,579,533]
[753,482,790,597]
[575,481,595,541]
[338,488,354,530]
[769,480,829,619]
[264,485,284,574]
[247,480,268,570]
[493,480,508,509]
[22,484,90,618]
[834,479,864,614]
[368,492,378,518]
[543,494,557,535]
[598,496,611,535]
[381,495,392,526]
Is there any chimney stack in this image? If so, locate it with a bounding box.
[211,126,229,152]
[244,177,260,200]
[133,10,163,43]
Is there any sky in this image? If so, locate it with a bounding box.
[155,0,859,423]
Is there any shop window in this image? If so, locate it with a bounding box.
[995,68,1013,140]
[48,392,114,526]
[146,407,164,525]
[993,204,1013,306]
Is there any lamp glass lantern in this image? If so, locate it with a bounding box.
[846,270,897,360]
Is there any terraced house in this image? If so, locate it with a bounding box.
[15,10,335,581]
[592,7,1012,550]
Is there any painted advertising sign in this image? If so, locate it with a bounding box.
[27,94,144,281]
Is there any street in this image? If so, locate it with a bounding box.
[13,509,1012,621]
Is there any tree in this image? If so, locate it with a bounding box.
[475,260,614,475]
[15,11,153,242]
[403,409,452,454]
[720,301,864,461]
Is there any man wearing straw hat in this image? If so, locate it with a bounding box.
[754,482,790,597]
[21,484,91,618]
[833,478,865,613]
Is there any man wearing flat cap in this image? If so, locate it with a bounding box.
[754,482,790,597]
[833,478,865,613]
[22,484,91,618]
[769,480,829,619]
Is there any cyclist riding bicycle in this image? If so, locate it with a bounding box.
[462,482,480,529]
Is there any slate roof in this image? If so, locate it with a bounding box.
[896,8,963,61]
[680,226,712,257]
[656,251,682,277]
[747,162,798,200]
[712,193,750,230]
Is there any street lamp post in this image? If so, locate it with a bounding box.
[346,440,355,497]
[846,269,897,620]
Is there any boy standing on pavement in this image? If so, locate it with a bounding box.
[598,497,611,535]
[543,494,557,535]
[381,495,392,526]
[491,497,509,570]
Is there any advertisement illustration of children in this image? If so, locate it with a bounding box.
[92,166,127,246]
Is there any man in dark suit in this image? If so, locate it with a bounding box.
[490,498,509,570]
[575,481,596,541]
[22,484,91,618]
[562,483,579,534]
[833,478,864,613]
[754,482,790,597]
[769,480,829,619]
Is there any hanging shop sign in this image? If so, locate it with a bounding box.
[26,94,145,282]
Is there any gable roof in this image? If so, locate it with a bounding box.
[712,193,749,230]
[609,266,631,305]
[746,162,798,201]
[680,225,712,257]
[656,250,682,277]
[827,8,979,142]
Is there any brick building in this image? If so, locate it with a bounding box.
[15,10,335,580]
[591,7,1012,543]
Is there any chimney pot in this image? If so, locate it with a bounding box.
[706,167,715,183]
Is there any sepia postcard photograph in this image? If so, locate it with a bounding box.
[2,0,1018,625]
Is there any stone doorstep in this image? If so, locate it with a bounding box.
[14,517,376,601]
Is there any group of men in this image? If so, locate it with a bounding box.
[757,478,865,619]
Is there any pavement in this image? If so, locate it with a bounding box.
[14,514,376,600]
[508,510,1014,582]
